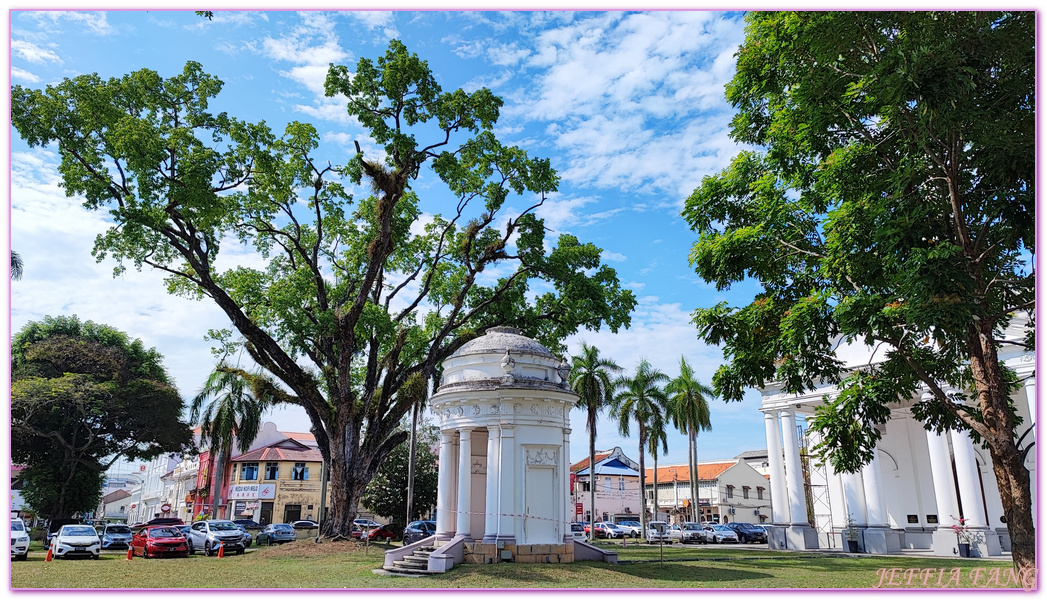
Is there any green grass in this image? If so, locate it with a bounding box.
[12,541,1027,590]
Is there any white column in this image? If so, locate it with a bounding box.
[436,430,457,540]
[841,469,868,527]
[456,429,474,537]
[861,450,888,526]
[764,411,790,524]
[951,428,988,528]
[924,425,960,527]
[497,426,517,541]
[483,426,501,542]
[1025,376,1036,437]
[780,409,807,525]
[562,427,572,543]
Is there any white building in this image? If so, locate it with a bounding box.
[645,460,772,525]
[761,321,1034,557]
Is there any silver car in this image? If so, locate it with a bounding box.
[680,522,709,544]
[186,519,247,556]
[50,524,101,559]
[99,523,134,549]
[646,521,672,543]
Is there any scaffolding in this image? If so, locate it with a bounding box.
[800,426,836,548]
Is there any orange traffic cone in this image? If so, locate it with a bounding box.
[216,542,224,558]
[126,546,134,561]
[45,547,53,562]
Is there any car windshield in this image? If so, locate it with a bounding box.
[273,524,294,532]
[713,525,731,531]
[63,526,97,536]
[683,524,701,530]
[11,521,25,532]
[150,528,180,537]
[211,522,240,531]
[106,526,131,534]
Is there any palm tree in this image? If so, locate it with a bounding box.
[11,250,23,280]
[646,412,669,523]
[666,356,714,523]
[191,366,272,519]
[610,359,669,538]
[569,343,622,541]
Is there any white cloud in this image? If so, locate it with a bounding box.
[25,11,115,36]
[11,66,40,83]
[11,39,63,64]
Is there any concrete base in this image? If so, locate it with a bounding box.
[930,527,1002,557]
[861,526,902,554]
[464,541,574,564]
[780,524,819,550]
[996,527,1012,552]
[767,525,787,550]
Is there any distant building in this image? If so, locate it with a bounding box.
[645,460,772,525]
[570,447,641,523]
[227,437,327,525]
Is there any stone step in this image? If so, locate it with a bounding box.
[402,555,428,565]
[393,559,429,570]
[382,566,434,576]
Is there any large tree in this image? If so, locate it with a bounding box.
[610,359,670,536]
[666,356,714,523]
[11,41,635,538]
[683,11,1034,571]
[11,315,194,518]
[568,342,622,539]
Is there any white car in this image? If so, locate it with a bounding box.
[11,518,30,560]
[705,524,739,543]
[646,521,672,543]
[570,522,586,541]
[680,522,710,544]
[614,521,641,538]
[50,524,101,559]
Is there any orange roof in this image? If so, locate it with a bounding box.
[282,431,316,443]
[571,452,612,473]
[643,462,735,482]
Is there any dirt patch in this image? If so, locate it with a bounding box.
[261,539,394,558]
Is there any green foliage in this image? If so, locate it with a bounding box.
[11,315,194,519]
[9,40,635,535]
[361,422,439,525]
[684,11,1034,474]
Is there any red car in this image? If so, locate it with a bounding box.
[131,525,190,558]
[350,523,398,541]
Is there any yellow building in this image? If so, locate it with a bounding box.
[227,438,329,525]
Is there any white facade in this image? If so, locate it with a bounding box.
[761,322,1035,557]
[430,327,577,546]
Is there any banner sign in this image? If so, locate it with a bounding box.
[229,484,259,500]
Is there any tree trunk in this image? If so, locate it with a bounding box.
[406,401,419,525]
[589,408,597,542]
[652,453,659,522]
[967,321,1035,574]
[637,427,647,536]
[689,427,699,522]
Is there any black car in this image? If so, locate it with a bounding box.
[726,522,767,544]
[45,518,81,547]
[233,519,263,529]
[402,520,436,545]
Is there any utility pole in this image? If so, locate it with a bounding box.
[406,400,419,527]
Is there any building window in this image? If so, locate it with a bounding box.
[241,463,259,481]
[743,486,750,500]
[757,487,765,500]
[726,485,734,499]
[265,462,279,480]
[292,463,309,481]
[581,481,590,492]
[604,477,612,491]
[618,477,625,491]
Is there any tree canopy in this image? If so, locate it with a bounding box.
[11,315,194,518]
[11,40,635,537]
[683,11,1034,571]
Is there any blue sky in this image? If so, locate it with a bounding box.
[7,9,773,470]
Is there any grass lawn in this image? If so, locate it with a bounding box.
[11,540,1028,590]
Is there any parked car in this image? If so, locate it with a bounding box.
[50,524,101,559]
[11,517,30,561]
[646,521,672,543]
[257,523,298,546]
[614,521,642,538]
[235,524,253,547]
[99,523,134,550]
[402,520,436,545]
[593,522,625,539]
[668,524,683,542]
[353,518,382,529]
[233,519,263,530]
[705,524,739,544]
[680,522,709,544]
[130,526,189,558]
[291,520,319,530]
[186,519,248,556]
[570,522,586,541]
[366,523,398,541]
[726,522,767,544]
[45,518,81,548]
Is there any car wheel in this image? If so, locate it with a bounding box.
[17,553,28,561]
[204,543,213,557]
[186,540,194,555]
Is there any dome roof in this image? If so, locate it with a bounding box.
[451,326,554,359]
